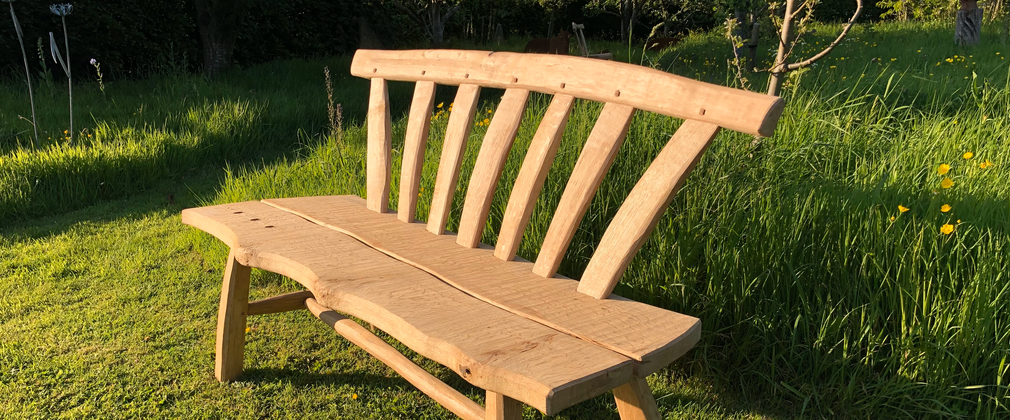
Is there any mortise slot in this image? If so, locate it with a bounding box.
[560,82,566,89]
[250,218,260,221]
[614,90,621,97]
[700,109,706,115]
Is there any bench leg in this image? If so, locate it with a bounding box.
[485,391,521,420]
[215,250,251,382]
[613,377,661,420]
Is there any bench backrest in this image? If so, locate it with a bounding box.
[350,49,784,299]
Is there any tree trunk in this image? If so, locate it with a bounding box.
[768,0,796,96]
[733,9,749,57]
[194,0,245,77]
[956,1,983,46]
[430,3,445,46]
[620,0,633,42]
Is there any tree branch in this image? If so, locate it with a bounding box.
[786,0,862,71]
[441,2,462,22]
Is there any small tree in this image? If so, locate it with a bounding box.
[765,0,863,96]
[392,0,462,46]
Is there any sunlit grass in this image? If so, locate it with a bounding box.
[1,19,1009,419]
[212,23,1010,419]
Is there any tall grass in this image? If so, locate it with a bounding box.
[209,23,1010,418]
[0,57,403,222]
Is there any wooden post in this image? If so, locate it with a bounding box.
[613,377,661,420]
[485,391,522,420]
[956,0,983,46]
[215,250,251,382]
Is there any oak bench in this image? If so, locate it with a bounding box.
[182,49,784,419]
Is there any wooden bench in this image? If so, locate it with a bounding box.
[182,49,784,419]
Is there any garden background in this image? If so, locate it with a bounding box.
[1,0,1008,419]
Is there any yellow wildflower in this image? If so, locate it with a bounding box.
[437,102,443,108]
[963,152,974,159]
[898,205,910,213]
[245,327,251,333]
[483,118,490,125]
[352,393,358,400]
[941,178,954,189]
[889,216,896,222]
[940,223,954,235]
[937,164,950,175]
[941,204,951,213]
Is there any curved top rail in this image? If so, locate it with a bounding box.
[350,49,785,137]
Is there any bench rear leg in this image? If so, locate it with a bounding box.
[613,377,660,420]
[485,391,521,420]
[215,249,251,382]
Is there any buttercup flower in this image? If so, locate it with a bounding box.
[963,152,974,159]
[941,204,951,213]
[898,205,909,213]
[941,178,954,189]
[937,164,950,175]
[940,223,954,235]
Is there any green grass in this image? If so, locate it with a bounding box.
[2,20,1010,419]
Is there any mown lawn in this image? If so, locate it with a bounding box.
[2,20,1009,419]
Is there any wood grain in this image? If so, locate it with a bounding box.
[184,201,634,415]
[456,88,530,248]
[350,49,784,137]
[367,78,393,213]
[494,94,574,261]
[532,102,635,278]
[578,120,720,299]
[427,84,481,235]
[247,290,314,316]
[259,195,701,377]
[215,249,251,382]
[398,81,437,222]
[305,298,486,420]
[613,377,661,420]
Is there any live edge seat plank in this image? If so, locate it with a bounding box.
[262,195,702,376]
[182,201,633,415]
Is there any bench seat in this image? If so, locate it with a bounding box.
[182,197,700,414]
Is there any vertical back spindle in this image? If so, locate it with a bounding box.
[493,94,575,261]
[398,81,438,222]
[578,120,720,298]
[367,78,393,213]
[456,88,530,248]
[427,84,482,235]
[532,102,635,278]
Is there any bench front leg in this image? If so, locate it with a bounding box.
[215,249,251,382]
[485,391,521,420]
[613,376,660,420]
